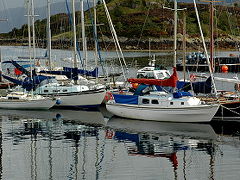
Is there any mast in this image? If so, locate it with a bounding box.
[93,0,98,82]
[72,0,78,84]
[210,1,214,72]
[193,0,218,96]
[173,0,178,67]
[47,0,52,70]
[182,10,187,81]
[0,49,2,82]
[102,0,127,81]
[80,0,88,71]
[31,0,36,63]
[27,0,32,73]
[163,1,186,68]
[0,19,7,82]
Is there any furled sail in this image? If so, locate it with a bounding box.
[128,67,178,87]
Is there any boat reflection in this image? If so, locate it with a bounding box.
[107,116,217,140]
[0,110,234,180]
[106,116,218,176]
[0,108,107,126]
[0,109,106,180]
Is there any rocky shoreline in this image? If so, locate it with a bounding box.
[0,35,240,51]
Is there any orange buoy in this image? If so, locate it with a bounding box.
[132,83,139,89]
[221,65,228,72]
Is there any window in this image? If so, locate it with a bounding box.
[170,102,173,105]
[142,99,150,104]
[53,90,60,92]
[44,90,48,93]
[152,99,159,104]
[7,97,19,100]
[63,89,68,92]
[181,102,184,105]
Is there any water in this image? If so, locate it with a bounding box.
[0,46,240,179]
[0,108,240,180]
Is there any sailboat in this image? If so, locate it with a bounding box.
[41,0,106,108]
[0,0,56,110]
[2,0,106,108]
[106,0,220,123]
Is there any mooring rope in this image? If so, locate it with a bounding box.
[220,104,240,116]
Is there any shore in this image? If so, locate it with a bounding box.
[1,35,240,52]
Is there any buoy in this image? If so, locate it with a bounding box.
[221,65,228,72]
[132,83,139,89]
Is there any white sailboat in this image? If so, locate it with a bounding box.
[0,0,56,110]
[106,0,220,123]
[16,0,106,108]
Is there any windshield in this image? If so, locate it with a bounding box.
[155,72,170,79]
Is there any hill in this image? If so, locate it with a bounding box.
[0,0,240,51]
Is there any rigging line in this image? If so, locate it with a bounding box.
[136,5,151,48]
[193,0,218,98]
[86,0,105,75]
[220,104,240,116]
[65,0,83,67]
[102,0,127,81]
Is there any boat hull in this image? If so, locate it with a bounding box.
[53,89,106,108]
[106,103,219,123]
[0,98,56,110]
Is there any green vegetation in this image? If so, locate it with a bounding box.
[1,0,240,45]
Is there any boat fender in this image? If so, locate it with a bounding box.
[56,99,62,105]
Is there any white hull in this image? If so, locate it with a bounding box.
[54,90,106,107]
[0,98,56,110]
[106,103,219,123]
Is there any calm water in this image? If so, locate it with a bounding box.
[0,46,240,179]
[0,108,240,180]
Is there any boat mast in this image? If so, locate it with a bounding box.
[173,0,177,68]
[193,0,218,96]
[182,10,187,82]
[210,1,215,72]
[27,0,32,75]
[31,0,36,64]
[80,0,88,72]
[0,19,7,82]
[93,0,98,83]
[102,0,127,81]
[164,1,186,68]
[0,49,2,82]
[47,0,52,70]
[72,0,78,84]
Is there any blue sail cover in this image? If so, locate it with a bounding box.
[63,67,98,77]
[40,67,98,80]
[3,60,32,77]
[2,74,54,91]
[177,76,212,94]
[113,94,138,104]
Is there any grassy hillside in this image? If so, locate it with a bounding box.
[0,0,240,50]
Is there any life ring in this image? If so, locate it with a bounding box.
[104,91,113,101]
